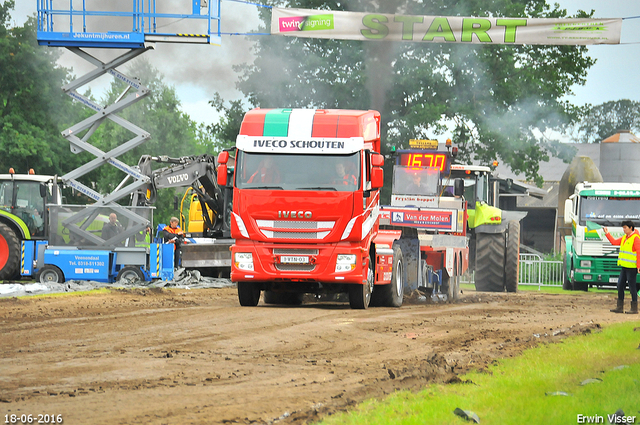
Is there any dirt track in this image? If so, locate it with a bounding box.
[1,287,638,425]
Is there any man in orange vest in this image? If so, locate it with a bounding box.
[163,217,186,268]
[604,220,639,314]
[248,157,281,184]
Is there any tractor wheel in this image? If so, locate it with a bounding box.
[36,265,65,284]
[263,290,303,305]
[504,221,520,292]
[349,259,374,309]
[0,222,21,282]
[116,266,144,283]
[371,244,404,307]
[238,282,261,306]
[475,232,505,292]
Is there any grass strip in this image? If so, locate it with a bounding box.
[319,321,640,425]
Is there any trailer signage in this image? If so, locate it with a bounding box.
[382,208,455,230]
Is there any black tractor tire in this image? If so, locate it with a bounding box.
[263,290,304,305]
[349,259,374,309]
[504,221,520,292]
[562,256,572,290]
[116,266,145,283]
[36,265,65,284]
[371,244,404,307]
[475,232,505,292]
[238,282,261,306]
[0,222,21,282]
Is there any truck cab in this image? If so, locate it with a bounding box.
[563,182,640,290]
[221,108,384,308]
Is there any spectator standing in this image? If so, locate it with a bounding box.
[604,220,639,314]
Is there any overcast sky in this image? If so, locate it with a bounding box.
[10,1,640,127]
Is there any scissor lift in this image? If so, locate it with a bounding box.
[35,1,223,247]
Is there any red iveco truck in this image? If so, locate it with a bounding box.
[216,108,385,309]
[217,109,469,309]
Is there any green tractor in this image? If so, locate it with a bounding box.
[0,171,60,281]
[445,164,525,292]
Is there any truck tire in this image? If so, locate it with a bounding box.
[116,266,144,283]
[562,256,572,290]
[475,232,505,292]
[0,222,21,281]
[36,265,65,284]
[349,259,374,309]
[504,221,520,292]
[238,282,261,306]
[371,244,404,307]
[263,290,303,305]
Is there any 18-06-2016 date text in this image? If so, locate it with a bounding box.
[4,414,63,424]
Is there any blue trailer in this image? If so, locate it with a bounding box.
[21,242,175,284]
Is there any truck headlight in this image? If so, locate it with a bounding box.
[580,260,592,268]
[335,254,356,272]
[234,252,254,271]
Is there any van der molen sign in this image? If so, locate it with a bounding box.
[271,8,622,46]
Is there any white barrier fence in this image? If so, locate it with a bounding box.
[461,253,564,289]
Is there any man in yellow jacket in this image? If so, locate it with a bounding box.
[604,220,639,314]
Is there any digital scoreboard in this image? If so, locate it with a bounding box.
[397,152,450,173]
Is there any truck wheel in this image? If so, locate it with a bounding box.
[504,221,520,292]
[562,256,572,290]
[238,282,261,306]
[349,259,374,309]
[36,265,65,284]
[0,222,21,281]
[116,266,144,283]
[475,232,505,292]
[371,244,404,307]
[263,290,303,305]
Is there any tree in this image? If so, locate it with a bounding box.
[0,1,87,175]
[234,0,596,187]
[571,100,640,143]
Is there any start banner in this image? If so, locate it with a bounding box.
[271,7,622,45]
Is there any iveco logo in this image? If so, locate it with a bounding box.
[278,211,312,219]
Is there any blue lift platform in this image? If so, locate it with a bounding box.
[26,1,226,284]
[37,0,222,48]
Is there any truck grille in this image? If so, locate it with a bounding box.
[256,220,334,240]
[275,263,317,272]
[273,249,319,255]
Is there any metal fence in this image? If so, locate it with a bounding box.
[518,253,563,288]
[461,253,564,289]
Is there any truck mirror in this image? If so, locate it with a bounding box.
[371,167,384,189]
[371,153,384,167]
[564,199,572,225]
[454,178,464,197]
[217,164,228,186]
[39,183,47,198]
[217,151,229,165]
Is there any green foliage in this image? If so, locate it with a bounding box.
[0,2,87,175]
[205,93,247,151]
[572,100,640,143]
[320,321,640,425]
[235,0,596,188]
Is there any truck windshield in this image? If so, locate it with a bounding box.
[444,171,489,206]
[393,166,440,196]
[580,197,640,225]
[235,152,361,191]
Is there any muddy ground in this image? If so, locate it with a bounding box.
[1,287,638,425]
